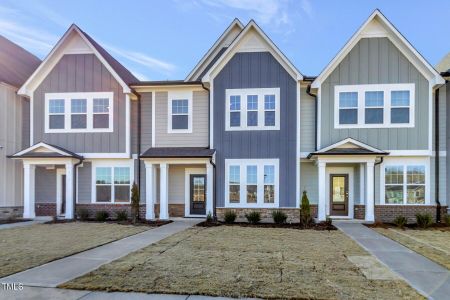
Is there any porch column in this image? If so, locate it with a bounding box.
[65,162,74,219]
[159,163,169,220]
[365,161,375,222]
[317,161,326,221]
[23,164,35,218]
[145,163,155,220]
[206,163,214,217]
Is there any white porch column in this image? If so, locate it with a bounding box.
[317,161,326,221]
[365,161,375,222]
[145,163,155,220]
[206,163,214,217]
[159,163,169,220]
[65,163,74,219]
[23,164,35,219]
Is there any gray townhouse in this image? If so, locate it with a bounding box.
[1,9,448,222]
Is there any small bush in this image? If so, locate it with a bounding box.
[224,210,236,223]
[131,182,140,223]
[245,211,261,224]
[445,215,450,226]
[272,210,287,224]
[206,212,213,223]
[393,215,407,229]
[77,208,90,221]
[95,211,109,222]
[300,191,312,227]
[116,210,128,221]
[416,213,433,229]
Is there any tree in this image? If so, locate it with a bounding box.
[131,182,140,223]
[300,191,312,227]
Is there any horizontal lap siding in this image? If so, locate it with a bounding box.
[300,162,318,204]
[300,87,316,152]
[140,92,152,152]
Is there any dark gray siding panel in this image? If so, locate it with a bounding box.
[213,52,297,207]
[77,162,91,204]
[22,98,30,148]
[140,92,152,152]
[33,54,127,153]
[131,100,138,154]
[35,167,56,203]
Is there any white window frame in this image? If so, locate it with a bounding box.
[167,90,193,133]
[380,157,430,205]
[45,92,114,133]
[225,88,280,131]
[334,83,415,129]
[225,159,279,208]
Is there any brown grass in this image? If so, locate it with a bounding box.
[61,226,422,299]
[0,222,148,277]
[374,227,450,270]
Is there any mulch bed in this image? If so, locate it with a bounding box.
[0,219,32,225]
[197,221,336,230]
[45,219,172,227]
[365,222,450,231]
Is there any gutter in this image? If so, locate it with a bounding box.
[435,88,441,223]
[306,84,318,151]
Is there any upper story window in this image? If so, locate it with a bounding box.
[45,92,113,133]
[334,83,415,129]
[168,90,192,133]
[225,88,280,131]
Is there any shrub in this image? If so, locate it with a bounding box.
[445,215,450,226]
[131,182,140,223]
[206,212,213,223]
[272,210,287,224]
[95,211,109,222]
[224,210,236,223]
[300,191,312,227]
[416,213,433,229]
[393,215,407,229]
[116,210,128,221]
[77,208,90,221]
[245,211,261,224]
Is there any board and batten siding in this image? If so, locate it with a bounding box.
[140,92,152,152]
[300,87,316,153]
[320,37,429,150]
[33,54,127,153]
[154,90,209,147]
[35,167,56,203]
[77,161,92,204]
[213,52,297,207]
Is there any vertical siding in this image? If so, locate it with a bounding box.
[447,82,450,205]
[214,52,297,207]
[33,54,127,153]
[354,165,360,204]
[320,37,429,150]
[35,167,56,203]
[300,87,316,152]
[77,162,92,204]
[130,100,138,154]
[140,92,152,152]
[300,162,318,204]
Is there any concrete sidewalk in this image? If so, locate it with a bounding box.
[0,217,52,230]
[1,219,201,288]
[335,221,450,300]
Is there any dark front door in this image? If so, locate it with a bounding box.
[190,174,206,215]
[330,174,349,216]
[61,175,66,215]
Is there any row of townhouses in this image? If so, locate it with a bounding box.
[0,10,449,222]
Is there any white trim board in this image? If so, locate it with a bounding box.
[184,168,207,217]
[56,168,66,216]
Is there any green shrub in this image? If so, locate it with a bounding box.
[116,210,128,221]
[393,215,407,229]
[206,212,213,223]
[95,211,109,222]
[245,211,261,224]
[300,191,312,227]
[77,208,90,221]
[131,182,140,223]
[224,210,236,223]
[416,213,433,229]
[272,210,287,224]
[445,215,450,226]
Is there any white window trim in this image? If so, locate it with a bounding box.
[45,92,114,133]
[225,88,280,131]
[91,159,134,204]
[380,157,430,205]
[225,159,279,208]
[167,90,193,133]
[334,83,415,129]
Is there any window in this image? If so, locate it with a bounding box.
[334,84,415,128]
[226,88,280,130]
[171,99,189,130]
[225,159,279,207]
[95,166,131,203]
[168,90,192,133]
[385,166,404,204]
[406,166,425,204]
[45,92,113,133]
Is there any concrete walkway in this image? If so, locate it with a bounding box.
[0,217,52,230]
[1,219,201,288]
[335,221,450,300]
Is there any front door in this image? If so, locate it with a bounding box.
[330,174,349,216]
[190,174,206,215]
[61,175,66,215]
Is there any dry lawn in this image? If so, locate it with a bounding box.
[61,226,422,299]
[0,222,148,278]
[375,227,450,270]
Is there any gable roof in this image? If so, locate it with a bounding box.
[201,20,303,82]
[9,142,83,159]
[185,19,244,81]
[0,35,41,88]
[311,9,444,89]
[18,24,137,96]
[308,138,389,158]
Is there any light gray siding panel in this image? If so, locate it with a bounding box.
[33,54,127,153]
[354,165,360,204]
[22,98,30,148]
[130,100,138,154]
[430,157,447,206]
[300,162,318,204]
[300,87,315,152]
[35,167,56,203]
[154,90,209,147]
[214,52,297,207]
[140,92,152,152]
[320,37,429,150]
[447,82,450,205]
[77,162,91,204]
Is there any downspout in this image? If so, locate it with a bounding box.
[306,84,318,151]
[435,88,441,223]
[73,157,84,219]
[374,157,384,208]
[135,91,142,197]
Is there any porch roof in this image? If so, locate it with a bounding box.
[9,142,83,160]
[308,138,389,159]
[141,147,215,158]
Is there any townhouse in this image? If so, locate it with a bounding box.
[1,9,448,222]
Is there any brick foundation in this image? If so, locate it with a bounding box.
[35,203,57,216]
[0,206,23,219]
[75,203,185,219]
[154,204,185,218]
[374,205,448,223]
[216,206,318,223]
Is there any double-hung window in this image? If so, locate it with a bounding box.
[93,98,110,129]
[168,90,192,133]
[226,88,280,130]
[171,99,189,129]
[338,92,358,124]
[246,165,257,203]
[391,91,410,124]
[229,166,240,203]
[365,91,384,124]
[95,166,131,203]
[71,99,87,129]
[48,99,65,129]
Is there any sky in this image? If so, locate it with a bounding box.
[1,0,450,81]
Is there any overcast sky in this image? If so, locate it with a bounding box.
[1,0,449,80]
